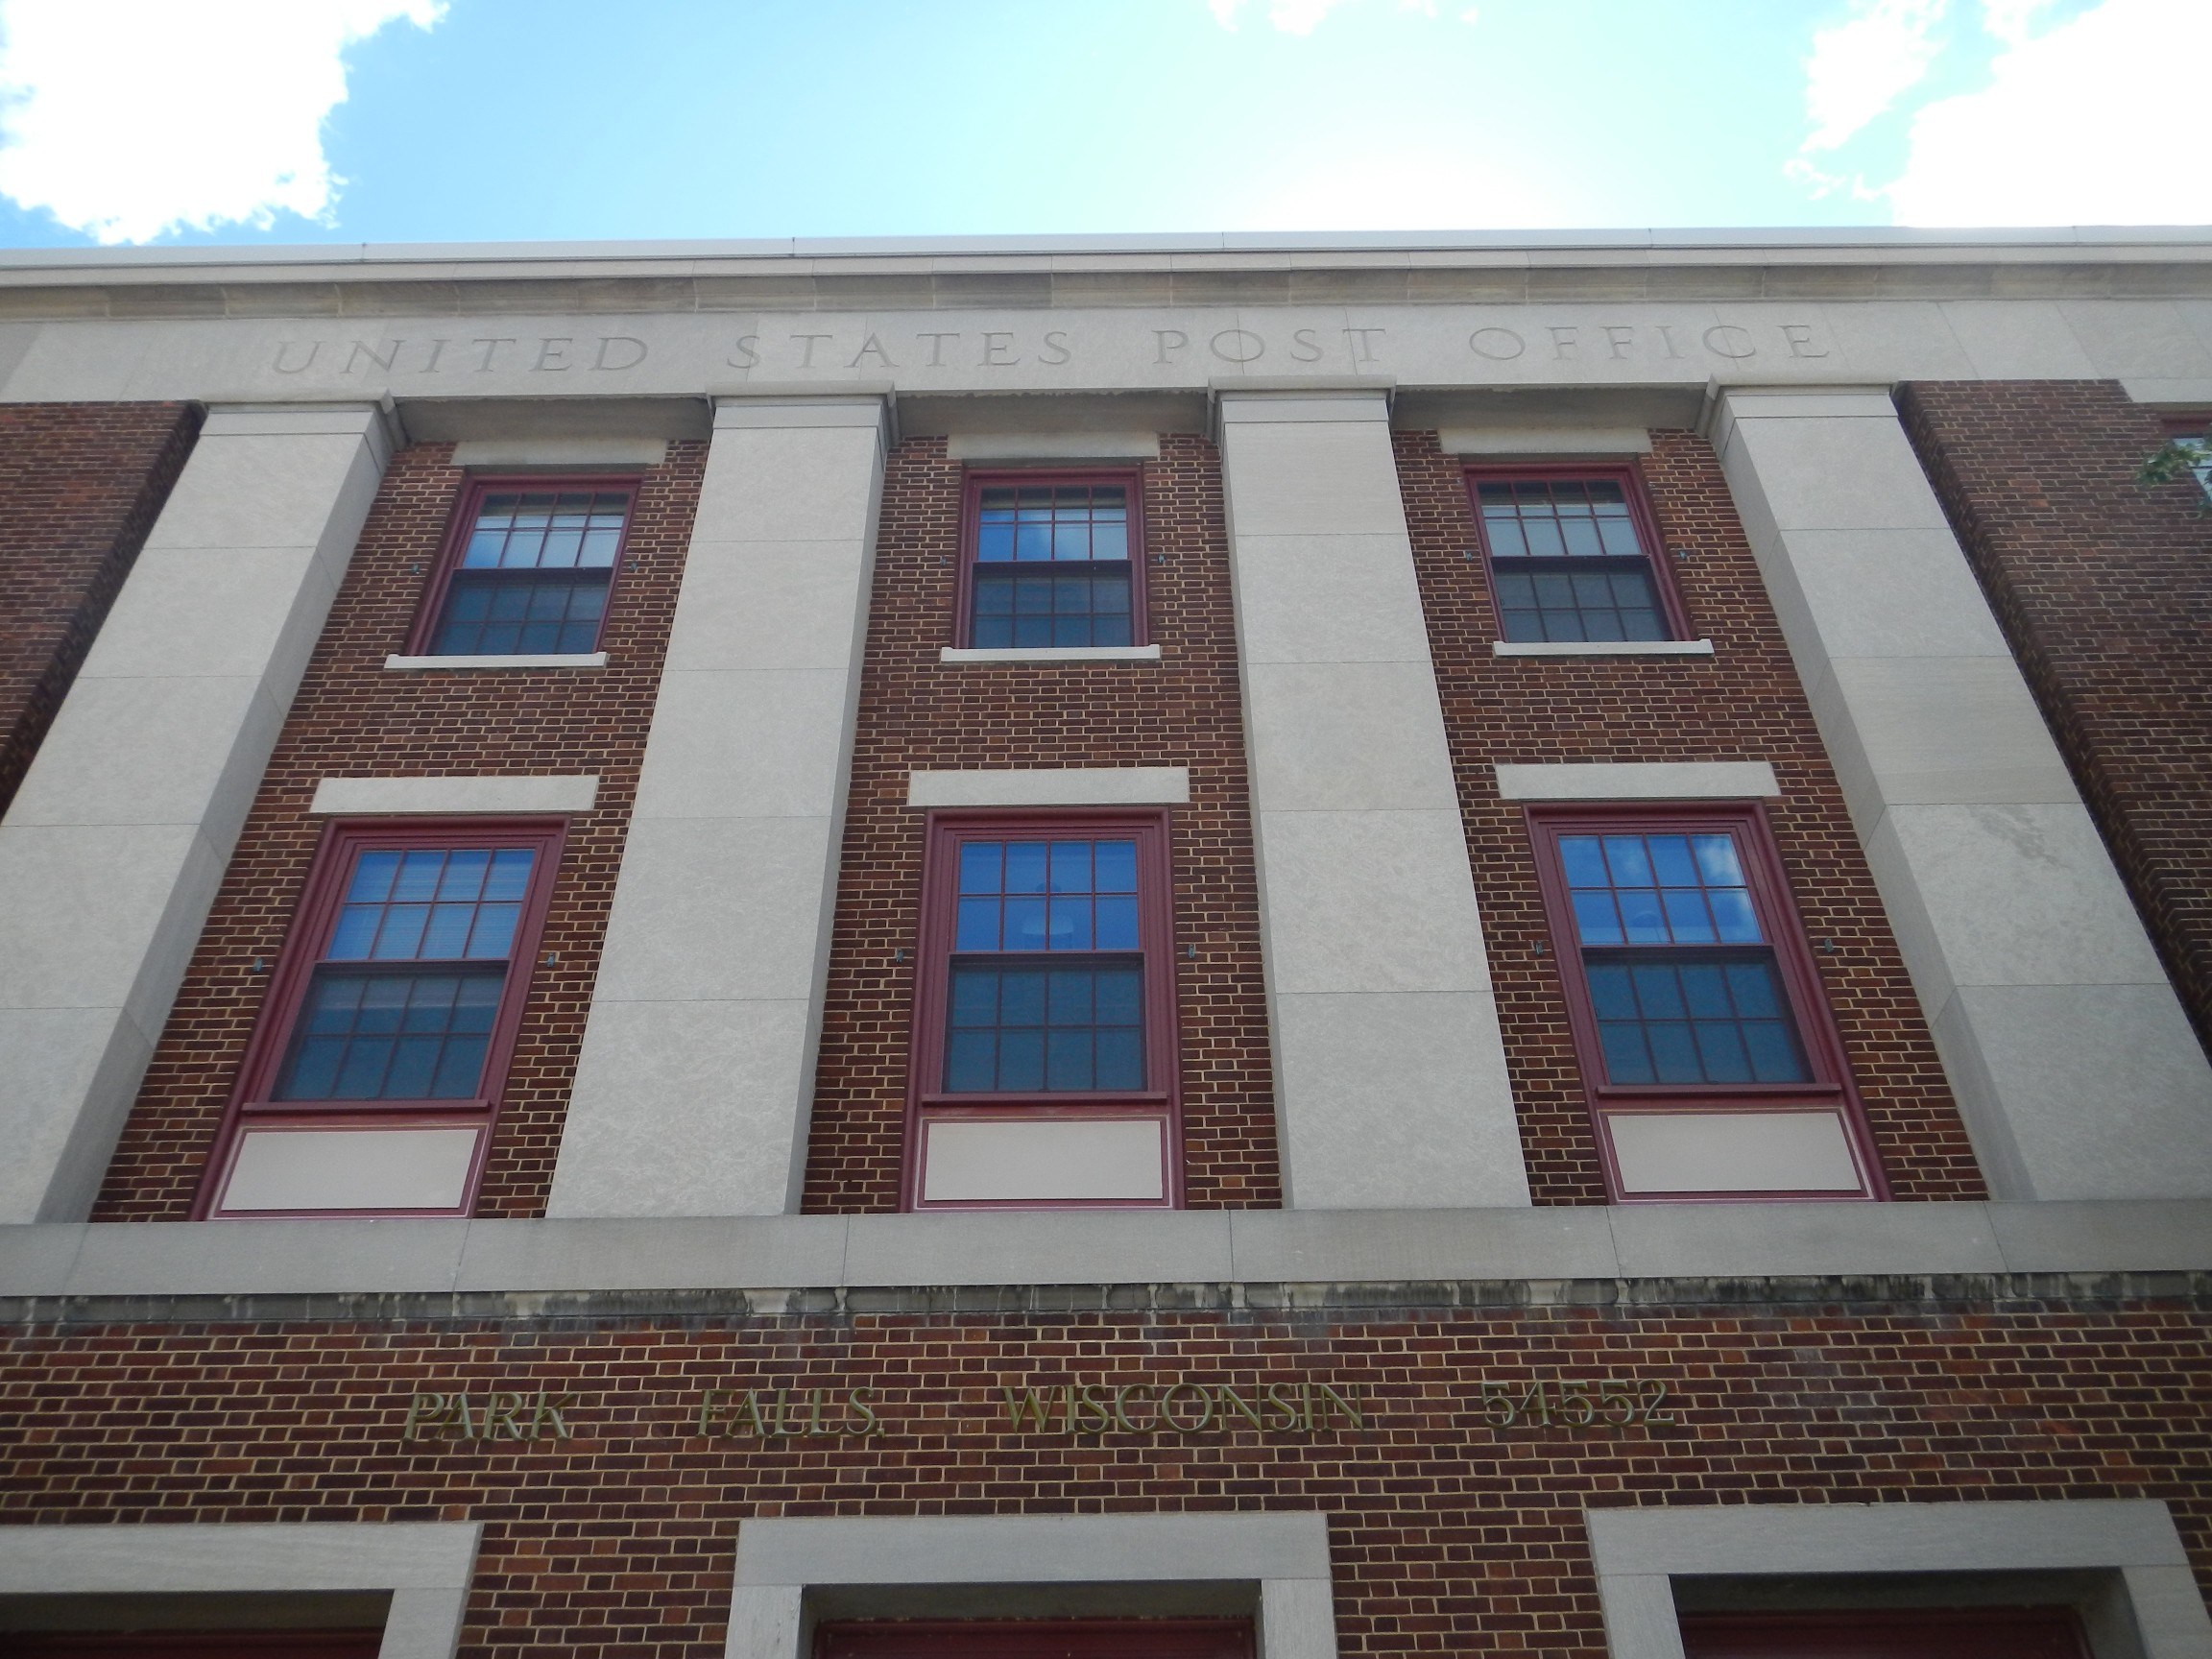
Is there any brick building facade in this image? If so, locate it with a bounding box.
[2,230,2210,1659]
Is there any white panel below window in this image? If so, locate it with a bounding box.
[1607,1110,1863,1194]
[922,1118,1166,1203]
[219,1125,483,1213]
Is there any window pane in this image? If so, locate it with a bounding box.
[1002,895,1049,950]
[1048,842,1091,892]
[1584,953,1810,1087]
[485,849,534,902]
[1048,895,1093,950]
[1560,836,1609,888]
[1094,895,1140,950]
[960,841,1004,894]
[276,966,505,1101]
[328,904,382,961]
[1094,841,1138,892]
[946,1030,998,1092]
[1571,890,1624,945]
[1563,831,1764,948]
[956,896,1002,950]
[329,846,532,963]
[431,570,612,657]
[437,850,490,901]
[1476,474,1670,638]
[970,566,1132,648]
[1004,842,1049,894]
[372,904,430,960]
[349,850,401,902]
[944,961,1143,1093]
[466,902,521,959]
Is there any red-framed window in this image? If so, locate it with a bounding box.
[956,469,1148,648]
[2160,412,2212,501]
[408,476,637,656]
[1679,1607,2089,1657]
[820,1621,1252,1659]
[1464,463,1689,643]
[904,809,1182,1210]
[1527,802,1887,1202]
[192,817,565,1219]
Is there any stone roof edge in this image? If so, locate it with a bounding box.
[2,226,2210,285]
[3,1199,2209,1310]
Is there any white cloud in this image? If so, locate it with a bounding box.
[0,0,443,244]
[1231,145,1576,232]
[1976,0,2059,43]
[1801,0,1947,152]
[1885,0,2212,224]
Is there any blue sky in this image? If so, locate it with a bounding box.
[0,0,2203,250]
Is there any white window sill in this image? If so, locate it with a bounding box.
[384,652,609,671]
[939,645,1163,664]
[1492,639,1713,658]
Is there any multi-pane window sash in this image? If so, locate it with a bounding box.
[947,837,1145,1094]
[907,809,1182,1210]
[190,818,565,1219]
[1559,830,1810,1087]
[1465,465,1686,643]
[959,471,1147,649]
[414,478,635,657]
[1526,802,1887,1202]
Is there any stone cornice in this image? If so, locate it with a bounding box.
[3,1200,2208,1323]
[2,228,2210,318]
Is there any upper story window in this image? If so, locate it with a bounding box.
[1466,465,1687,643]
[907,809,1180,1210]
[1527,802,1885,1203]
[411,479,635,657]
[196,818,565,1219]
[958,471,1147,649]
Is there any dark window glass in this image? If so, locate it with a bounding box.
[972,483,1134,647]
[1478,477,1667,642]
[945,836,1143,1092]
[275,969,504,1100]
[430,490,628,655]
[275,845,535,1101]
[946,962,1145,1092]
[1559,830,1809,1086]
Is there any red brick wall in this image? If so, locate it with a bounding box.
[804,435,1281,1211]
[91,441,706,1219]
[1395,430,1984,1204]
[5,1293,2205,1657]
[1899,381,2212,1059]
[0,401,200,816]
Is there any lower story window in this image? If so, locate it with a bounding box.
[1528,802,1886,1202]
[194,817,565,1219]
[906,810,1181,1210]
[1679,1608,2089,1657]
[819,1623,1252,1659]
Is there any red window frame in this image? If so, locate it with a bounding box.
[404,473,639,657]
[2161,412,2212,500]
[904,807,1183,1211]
[820,1621,1252,1659]
[1679,1607,2089,1658]
[955,468,1151,649]
[1463,462,1693,642]
[190,816,565,1220]
[1526,800,1888,1203]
